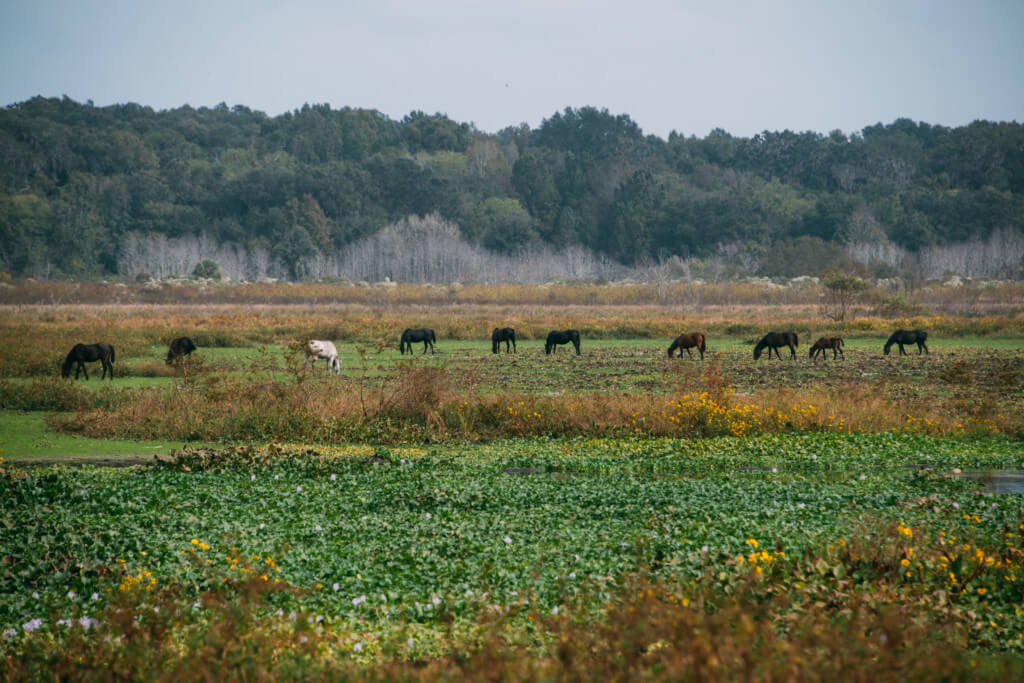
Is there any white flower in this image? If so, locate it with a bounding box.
[770,467,778,473]
[153,606,159,613]
[259,523,266,529]
[811,454,817,460]
[22,618,43,633]
[274,474,280,480]
[330,474,337,481]
[352,595,367,606]
[2,628,16,639]
[315,525,322,531]
[381,594,387,602]
[193,601,201,609]
[32,592,39,599]
[296,486,302,492]
[701,545,709,553]
[797,503,806,509]
[67,591,76,599]
[569,572,576,579]
[332,583,340,592]
[79,617,99,630]
[574,554,581,561]
[57,619,72,627]
[288,611,297,621]
[425,512,431,519]
[858,474,867,481]
[407,638,415,647]
[91,592,99,601]
[251,474,256,481]
[353,642,363,652]
[503,536,513,544]
[952,502,960,509]
[431,596,441,605]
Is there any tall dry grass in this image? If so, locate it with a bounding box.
[52,360,1023,444]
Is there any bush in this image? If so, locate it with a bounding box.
[192,260,222,280]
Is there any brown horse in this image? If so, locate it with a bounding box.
[753,332,798,360]
[61,343,115,380]
[809,337,844,360]
[667,333,707,360]
[166,337,197,365]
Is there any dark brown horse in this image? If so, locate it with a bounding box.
[809,337,844,360]
[400,328,436,354]
[753,332,798,360]
[545,330,581,355]
[61,343,115,380]
[166,337,197,365]
[667,333,707,360]
[884,329,928,355]
[491,327,516,354]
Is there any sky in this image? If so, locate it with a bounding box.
[1,0,1022,139]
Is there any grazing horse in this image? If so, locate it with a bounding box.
[667,332,707,360]
[61,343,115,380]
[545,329,581,355]
[809,337,844,360]
[753,332,799,360]
[400,328,436,355]
[884,329,929,356]
[165,337,197,365]
[491,327,516,354]
[305,340,341,375]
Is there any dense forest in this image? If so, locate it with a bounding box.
[1,96,1022,281]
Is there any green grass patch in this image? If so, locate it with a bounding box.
[0,411,185,465]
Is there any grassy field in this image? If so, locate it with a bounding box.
[1,289,1023,678]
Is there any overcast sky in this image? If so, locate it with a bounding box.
[1,0,1022,139]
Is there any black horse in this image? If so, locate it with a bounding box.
[491,327,516,354]
[166,336,197,365]
[667,332,707,360]
[61,343,116,380]
[884,329,929,355]
[545,329,581,355]
[400,328,436,354]
[809,336,844,360]
[753,332,798,360]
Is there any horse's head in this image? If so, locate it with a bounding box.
[753,347,762,360]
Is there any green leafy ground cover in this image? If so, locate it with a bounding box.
[3,433,1022,652]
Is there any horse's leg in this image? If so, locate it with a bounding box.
[81,362,88,380]
[685,347,693,359]
[899,343,907,356]
[790,343,796,359]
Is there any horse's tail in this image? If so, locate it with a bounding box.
[792,333,798,347]
[698,334,706,353]
[109,346,115,364]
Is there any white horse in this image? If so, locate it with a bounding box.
[305,340,341,375]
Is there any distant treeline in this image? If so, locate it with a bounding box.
[1,96,1023,280]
